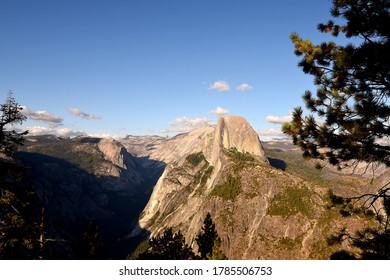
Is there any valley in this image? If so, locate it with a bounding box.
[17,116,385,259]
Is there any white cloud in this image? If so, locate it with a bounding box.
[258,128,285,136]
[161,116,215,134]
[24,126,118,138]
[258,128,288,141]
[25,126,87,138]
[56,128,87,137]
[21,106,63,127]
[88,132,119,139]
[25,126,51,135]
[266,115,292,124]
[68,108,100,120]
[209,81,230,92]
[210,106,229,115]
[236,83,253,91]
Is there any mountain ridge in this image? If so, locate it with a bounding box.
[15,115,386,259]
[131,115,382,259]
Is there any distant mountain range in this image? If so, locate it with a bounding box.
[18,116,386,259]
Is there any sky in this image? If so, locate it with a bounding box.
[0,0,341,140]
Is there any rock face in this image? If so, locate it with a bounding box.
[136,116,332,259]
[18,115,379,260]
[122,126,215,165]
[96,138,145,192]
[138,116,269,229]
[203,115,268,166]
[98,138,129,170]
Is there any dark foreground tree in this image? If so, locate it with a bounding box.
[326,191,390,259]
[137,228,196,260]
[0,92,28,159]
[283,0,390,169]
[133,213,226,260]
[196,212,226,260]
[329,228,390,259]
[0,92,38,259]
[82,220,102,259]
[283,0,390,258]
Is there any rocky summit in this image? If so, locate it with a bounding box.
[137,115,324,259]
[138,115,269,229]
[134,115,379,259]
[16,115,383,259]
[203,115,268,166]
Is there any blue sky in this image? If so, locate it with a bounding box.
[0,0,338,139]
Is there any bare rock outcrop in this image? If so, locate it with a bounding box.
[122,126,215,165]
[135,115,367,260]
[137,115,283,258]
[152,126,215,165]
[98,138,129,169]
[95,138,144,191]
[203,115,268,166]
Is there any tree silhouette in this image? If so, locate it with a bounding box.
[137,228,196,260]
[283,0,390,169]
[283,0,390,259]
[0,92,38,259]
[196,212,226,260]
[0,91,28,159]
[134,213,226,260]
[83,220,102,259]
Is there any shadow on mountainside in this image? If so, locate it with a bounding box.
[19,152,164,259]
[267,156,287,171]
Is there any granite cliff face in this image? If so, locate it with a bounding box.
[203,115,268,166]
[18,116,381,260]
[122,126,215,164]
[138,116,269,229]
[135,116,335,259]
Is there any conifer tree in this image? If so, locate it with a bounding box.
[137,228,195,260]
[283,0,390,259]
[196,213,225,260]
[83,220,102,260]
[0,91,28,159]
[208,237,227,260]
[283,0,390,169]
[0,92,38,259]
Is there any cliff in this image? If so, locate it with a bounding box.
[203,115,268,166]
[136,116,332,259]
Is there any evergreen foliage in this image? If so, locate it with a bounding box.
[283,0,390,169]
[211,175,241,201]
[135,213,226,260]
[208,237,227,260]
[0,93,39,259]
[225,147,256,163]
[284,0,390,259]
[267,185,314,218]
[194,163,214,187]
[196,212,226,260]
[27,139,106,174]
[328,227,390,259]
[82,220,102,260]
[0,162,39,259]
[137,228,196,260]
[351,228,390,259]
[0,92,28,159]
[186,152,206,167]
